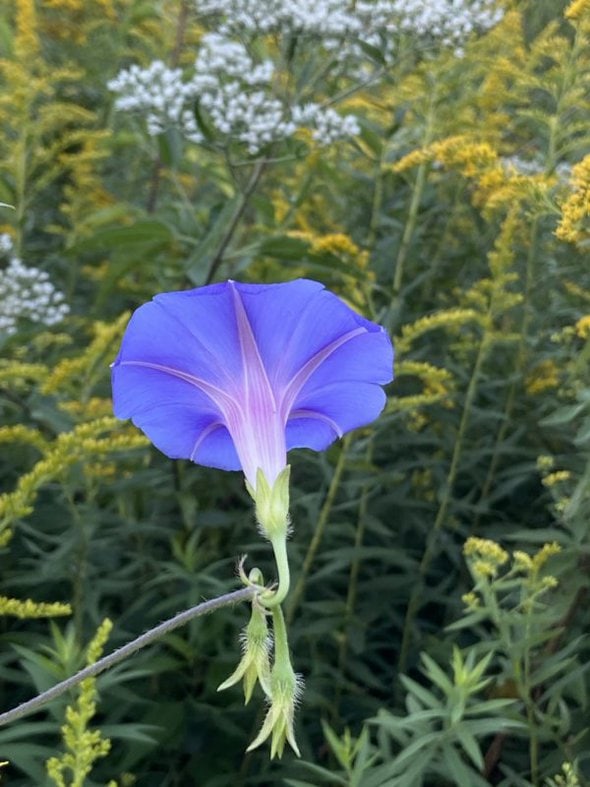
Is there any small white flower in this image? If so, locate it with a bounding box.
[0,253,69,337]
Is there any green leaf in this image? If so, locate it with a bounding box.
[541,403,587,427]
[259,234,310,260]
[454,724,484,770]
[70,219,173,252]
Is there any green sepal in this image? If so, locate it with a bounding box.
[248,466,291,540]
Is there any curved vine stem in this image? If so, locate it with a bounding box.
[0,586,256,728]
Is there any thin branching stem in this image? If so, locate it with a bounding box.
[204,158,266,284]
[0,586,256,728]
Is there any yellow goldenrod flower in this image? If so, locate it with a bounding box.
[566,0,590,20]
[461,591,480,609]
[525,360,560,395]
[575,315,590,339]
[46,620,113,787]
[531,542,562,572]
[556,155,590,246]
[397,309,479,353]
[513,551,534,572]
[0,596,71,619]
[542,471,572,488]
[464,537,509,567]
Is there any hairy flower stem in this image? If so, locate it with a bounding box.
[0,586,256,728]
[286,436,351,625]
[398,335,490,674]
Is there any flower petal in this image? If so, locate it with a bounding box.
[287,381,387,451]
[233,279,324,382]
[114,295,236,389]
[153,284,243,382]
[291,329,393,398]
[112,360,241,470]
[237,279,381,387]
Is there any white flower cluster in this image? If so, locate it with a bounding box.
[189,33,296,153]
[196,0,504,54]
[0,234,69,337]
[109,34,361,154]
[107,60,202,141]
[293,104,360,144]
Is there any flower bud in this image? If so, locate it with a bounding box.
[246,656,302,759]
[217,601,271,703]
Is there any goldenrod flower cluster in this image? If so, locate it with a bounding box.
[512,543,561,597]
[0,361,48,388]
[0,418,148,531]
[547,762,581,787]
[525,360,560,395]
[42,313,130,396]
[0,425,48,453]
[464,538,561,603]
[542,471,572,488]
[46,619,114,787]
[0,596,71,619]
[59,397,114,421]
[556,155,590,246]
[566,0,590,23]
[464,537,509,579]
[575,314,590,339]
[389,360,454,413]
[397,309,479,354]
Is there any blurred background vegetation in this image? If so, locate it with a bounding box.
[0,0,588,784]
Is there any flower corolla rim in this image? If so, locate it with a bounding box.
[111,278,393,490]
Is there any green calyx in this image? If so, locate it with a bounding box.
[246,466,291,541]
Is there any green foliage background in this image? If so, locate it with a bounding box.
[0,0,588,785]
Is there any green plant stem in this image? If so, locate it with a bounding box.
[474,218,539,528]
[0,586,256,728]
[524,604,539,786]
[337,441,373,684]
[398,334,490,673]
[392,159,428,298]
[387,85,437,331]
[263,535,291,608]
[286,436,351,625]
[367,155,385,249]
[14,135,27,256]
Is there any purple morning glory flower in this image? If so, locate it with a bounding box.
[111,279,393,490]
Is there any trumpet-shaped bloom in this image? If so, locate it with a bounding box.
[111,279,393,490]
